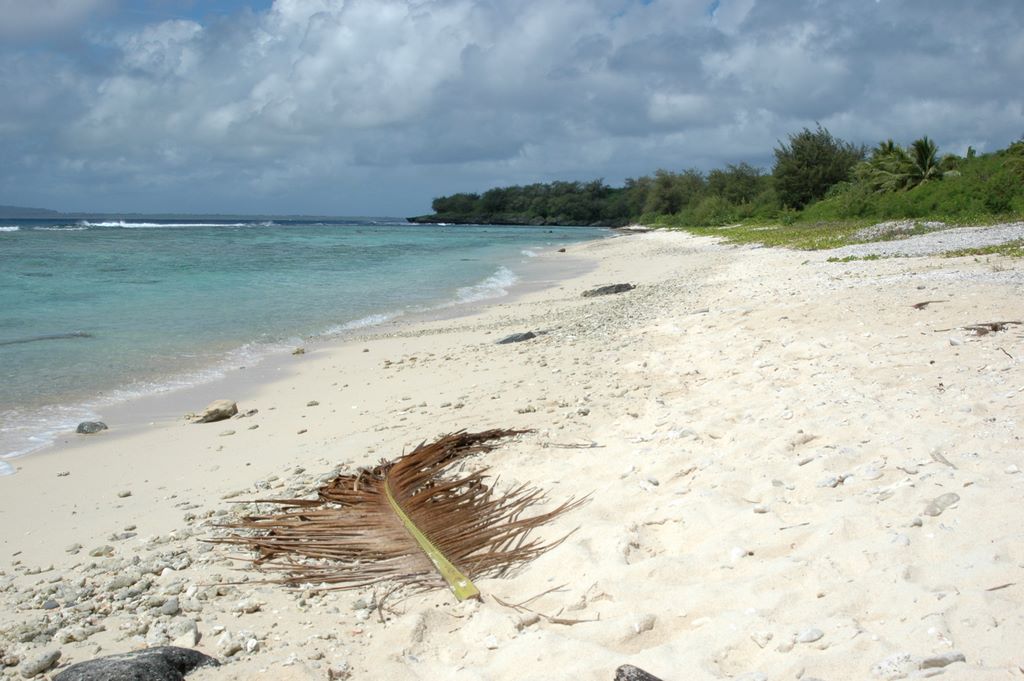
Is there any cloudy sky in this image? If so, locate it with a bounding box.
[2,0,1022,216]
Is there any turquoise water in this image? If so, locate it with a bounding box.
[0,218,608,465]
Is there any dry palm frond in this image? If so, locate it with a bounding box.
[217,429,586,601]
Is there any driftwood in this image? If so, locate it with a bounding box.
[912,300,946,310]
[934,321,1022,335]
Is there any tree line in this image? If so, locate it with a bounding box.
[411,126,1024,226]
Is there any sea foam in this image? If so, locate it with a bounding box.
[453,266,519,304]
[80,221,251,228]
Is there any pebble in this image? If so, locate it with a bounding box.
[796,627,824,643]
[919,652,966,669]
[751,630,773,648]
[630,613,656,635]
[923,492,960,517]
[752,504,769,514]
[858,466,883,481]
[117,490,132,498]
[1005,465,1020,474]
[871,652,913,679]
[88,545,114,558]
[219,430,236,437]
[307,400,320,407]
[18,649,60,678]
[817,473,849,488]
[159,596,181,616]
[234,598,262,614]
[730,547,751,562]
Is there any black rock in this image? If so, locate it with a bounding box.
[496,331,537,344]
[52,647,219,681]
[76,421,108,434]
[614,665,665,681]
[582,283,635,298]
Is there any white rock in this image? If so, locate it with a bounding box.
[234,598,262,614]
[730,546,750,561]
[631,613,656,635]
[923,492,960,517]
[796,627,824,643]
[18,649,60,678]
[872,652,913,679]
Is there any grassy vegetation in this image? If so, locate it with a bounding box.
[677,221,867,250]
[826,254,884,262]
[941,240,1024,258]
[420,133,1024,255]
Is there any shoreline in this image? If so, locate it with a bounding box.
[1,229,1022,680]
[0,234,608,469]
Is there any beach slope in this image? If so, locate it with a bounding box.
[1,229,1022,680]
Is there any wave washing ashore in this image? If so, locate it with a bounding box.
[0,218,609,468]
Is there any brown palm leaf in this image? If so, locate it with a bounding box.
[217,429,586,600]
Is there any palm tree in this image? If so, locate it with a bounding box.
[907,136,941,186]
[857,139,913,192]
[857,136,946,192]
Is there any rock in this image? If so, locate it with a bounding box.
[19,650,60,678]
[923,492,960,517]
[234,598,262,614]
[306,400,319,407]
[557,248,566,253]
[88,545,114,557]
[796,627,824,643]
[629,613,656,635]
[169,619,200,648]
[192,400,238,424]
[52,647,218,681]
[117,490,132,498]
[496,331,536,345]
[871,652,913,679]
[614,666,664,681]
[291,347,305,355]
[215,630,257,657]
[159,597,181,616]
[76,421,107,435]
[919,652,966,669]
[582,283,635,298]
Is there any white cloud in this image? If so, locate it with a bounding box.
[1,0,1022,214]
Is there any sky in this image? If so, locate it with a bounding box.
[1,0,1022,216]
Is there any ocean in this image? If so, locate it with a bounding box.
[0,217,609,469]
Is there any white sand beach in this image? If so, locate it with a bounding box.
[1,229,1022,680]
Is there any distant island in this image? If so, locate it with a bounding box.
[0,206,402,223]
[0,205,62,218]
[409,127,1024,228]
